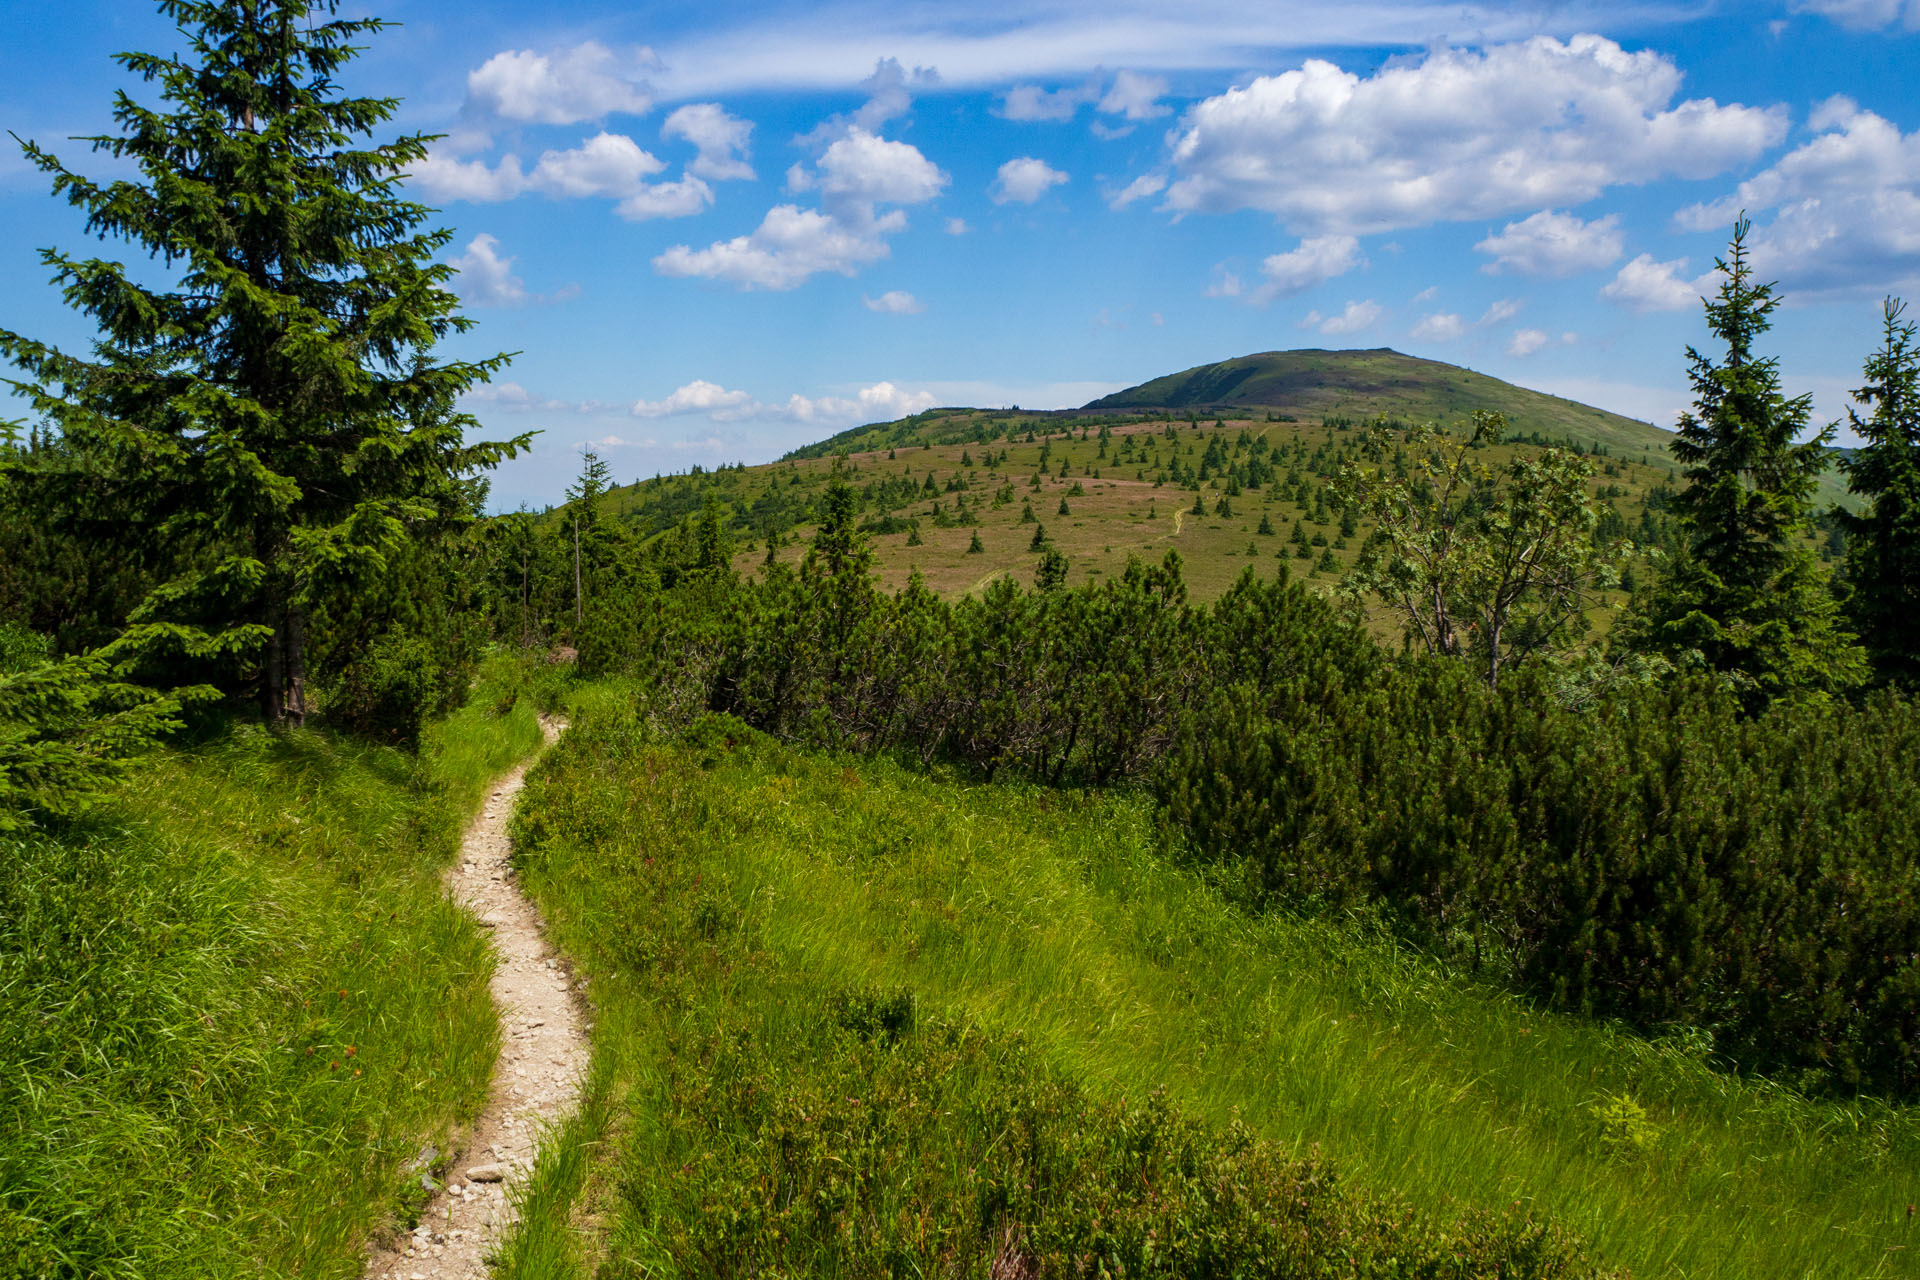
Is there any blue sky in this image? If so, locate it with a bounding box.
[4,0,1919,508]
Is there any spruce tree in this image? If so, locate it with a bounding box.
[566,451,614,624]
[1623,219,1865,705]
[0,0,523,724]
[1840,298,1920,685]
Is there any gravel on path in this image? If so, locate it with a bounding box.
[365,717,587,1280]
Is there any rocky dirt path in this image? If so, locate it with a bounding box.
[366,716,585,1280]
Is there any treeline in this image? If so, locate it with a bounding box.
[565,506,1920,1097]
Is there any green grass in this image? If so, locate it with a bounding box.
[504,700,1920,1279]
[0,652,546,1278]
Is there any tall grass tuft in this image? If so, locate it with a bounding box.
[0,654,544,1277]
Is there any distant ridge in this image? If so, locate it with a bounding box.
[1084,347,1673,456]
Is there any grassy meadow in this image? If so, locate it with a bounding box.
[499,689,1920,1280]
[0,656,548,1278]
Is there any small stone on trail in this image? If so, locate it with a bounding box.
[465,1163,509,1182]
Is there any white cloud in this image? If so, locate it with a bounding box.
[661,64,947,292]
[1000,80,1101,121]
[1162,35,1784,235]
[864,290,926,314]
[1107,173,1167,209]
[624,379,939,428]
[654,204,896,289]
[992,156,1070,204]
[945,217,971,235]
[449,233,529,307]
[787,381,939,424]
[1000,71,1168,123]
[1601,253,1719,312]
[1248,234,1364,303]
[410,132,711,220]
[1410,312,1465,341]
[463,381,604,414]
[1302,299,1382,336]
[527,131,665,197]
[1674,99,1920,298]
[1506,327,1551,357]
[612,177,715,221]
[1205,269,1244,299]
[1475,210,1625,277]
[662,103,755,181]
[642,4,1716,102]
[800,57,938,147]
[1788,0,1920,29]
[410,151,529,202]
[1479,297,1525,326]
[813,129,949,207]
[633,380,759,420]
[467,42,651,124]
[1099,70,1171,120]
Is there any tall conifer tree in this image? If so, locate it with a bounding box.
[0,0,524,724]
[1840,298,1920,685]
[1623,219,1864,705]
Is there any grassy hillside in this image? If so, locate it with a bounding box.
[606,410,1719,608]
[0,659,546,1276]
[1083,348,1672,456]
[499,697,1920,1280]
[590,351,1853,610]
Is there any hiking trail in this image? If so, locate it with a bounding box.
[366,715,585,1280]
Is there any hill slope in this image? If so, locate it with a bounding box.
[1084,348,1670,455]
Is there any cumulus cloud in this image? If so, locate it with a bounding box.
[1302,299,1382,336]
[800,57,938,147]
[463,381,605,414]
[997,70,1167,124]
[627,378,935,427]
[655,204,896,290]
[1788,0,1920,28]
[1411,312,1466,341]
[1479,297,1525,326]
[863,290,926,314]
[1107,173,1167,209]
[1475,210,1625,277]
[1100,70,1171,121]
[410,132,711,220]
[1000,80,1101,122]
[1506,327,1551,357]
[1161,35,1784,235]
[1241,234,1364,304]
[658,61,947,291]
[1601,253,1720,312]
[449,234,529,307]
[945,217,971,235]
[632,379,760,420]
[789,381,939,424]
[991,156,1070,204]
[1674,98,1920,298]
[662,103,755,181]
[527,131,663,197]
[812,130,950,207]
[466,42,651,124]
[410,151,530,203]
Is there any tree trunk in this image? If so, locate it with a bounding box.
[286,605,308,726]
[264,608,286,726]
